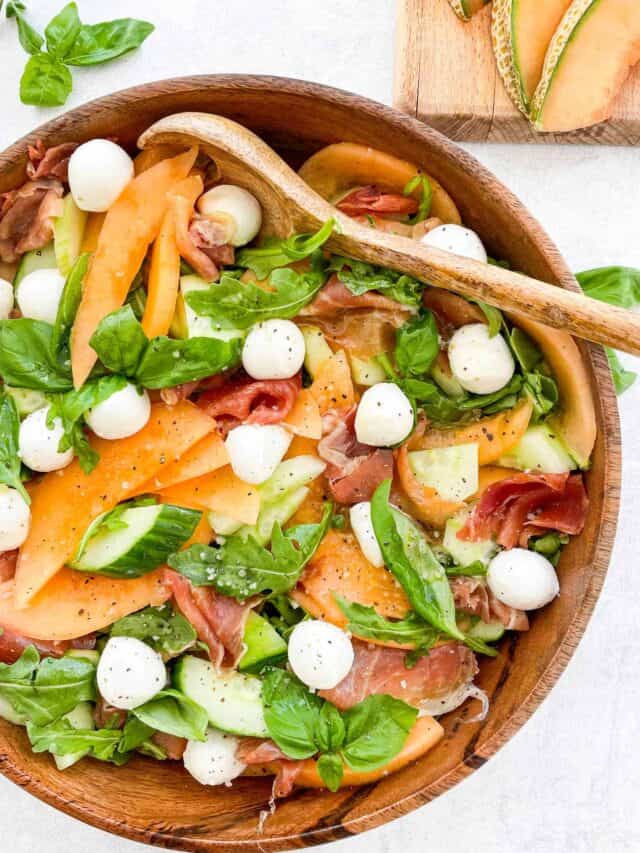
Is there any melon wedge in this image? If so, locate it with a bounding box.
[531,0,640,132]
[282,388,322,439]
[143,432,229,491]
[14,401,214,608]
[492,0,573,113]
[298,143,461,224]
[448,0,490,21]
[309,350,356,414]
[157,467,260,525]
[396,443,465,529]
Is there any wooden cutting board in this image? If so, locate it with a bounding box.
[394,0,640,144]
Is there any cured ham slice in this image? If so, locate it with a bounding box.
[318,407,393,504]
[0,178,64,262]
[197,371,301,431]
[0,550,17,583]
[26,140,78,182]
[451,576,529,631]
[460,472,588,549]
[152,731,187,760]
[188,215,235,267]
[0,626,95,665]
[336,186,418,217]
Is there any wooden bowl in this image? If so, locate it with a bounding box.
[0,76,620,851]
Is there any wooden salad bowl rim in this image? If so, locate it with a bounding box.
[0,75,621,851]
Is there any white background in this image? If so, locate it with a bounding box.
[1,2,639,851]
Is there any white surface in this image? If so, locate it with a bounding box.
[0,1,639,851]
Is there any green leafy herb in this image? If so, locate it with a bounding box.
[65,18,155,65]
[19,52,72,107]
[606,349,636,395]
[0,393,29,502]
[6,1,43,53]
[27,718,124,763]
[89,305,149,376]
[394,311,439,376]
[316,753,344,791]
[110,604,197,659]
[340,694,417,772]
[523,372,559,419]
[457,375,523,411]
[262,669,326,760]
[445,560,488,577]
[334,596,438,648]
[327,256,423,307]
[398,376,463,424]
[403,174,433,224]
[52,253,90,355]
[132,688,207,742]
[45,2,81,58]
[474,301,502,338]
[0,319,72,391]
[168,505,332,600]
[235,219,334,279]
[509,327,542,372]
[260,594,306,640]
[119,715,155,753]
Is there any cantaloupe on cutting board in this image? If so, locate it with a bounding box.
[448,0,490,22]
[531,0,640,131]
[492,0,574,113]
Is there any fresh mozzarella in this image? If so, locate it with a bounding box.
[354,383,414,447]
[225,424,292,484]
[18,406,74,472]
[183,729,246,786]
[197,184,262,247]
[0,278,14,320]
[288,619,354,690]
[0,485,30,550]
[86,383,151,440]
[448,323,515,395]
[16,268,65,325]
[68,139,134,212]
[488,548,559,611]
[349,501,384,567]
[420,224,488,263]
[242,319,305,380]
[96,637,166,710]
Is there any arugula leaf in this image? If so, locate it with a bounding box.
[132,688,207,742]
[110,605,197,659]
[235,219,334,278]
[327,256,423,307]
[52,253,90,355]
[186,266,327,330]
[403,174,433,225]
[6,1,43,53]
[341,694,417,772]
[135,336,242,389]
[334,596,438,648]
[395,311,439,376]
[27,718,124,763]
[0,319,72,391]
[0,647,95,726]
[0,393,29,502]
[168,505,332,600]
[89,305,148,376]
[457,375,523,411]
[65,18,154,66]
[45,2,81,58]
[19,52,72,106]
[47,374,128,473]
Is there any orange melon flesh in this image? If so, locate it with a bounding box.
[515,0,574,102]
[79,212,106,254]
[14,401,214,608]
[158,466,260,525]
[282,388,323,439]
[396,443,465,529]
[298,143,462,224]
[309,350,356,414]
[533,0,640,132]
[142,432,229,491]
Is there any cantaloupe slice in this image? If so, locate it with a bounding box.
[157,466,260,525]
[14,401,214,608]
[396,443,466,528]
[492,0,573,113]
[79,212,106,254]
[531,0,640,132]
[309,350,356,414]
[448,0,490,21]
[143,432,229,491]
[298,143,461,224]
[282,388,323,439]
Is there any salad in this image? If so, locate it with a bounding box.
[0,126,595,797]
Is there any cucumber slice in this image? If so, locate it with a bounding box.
[498,423,574,474]
[0,694,27,726]
[238,612,287,673]
[300,324,332,378]
[4,387,48,417]
[259,455,326,505]
[238,487,309,546]
[467,620,505,643]
[409,443,478,502]
[349,354,386,387]
[208,511,243,536]
[72,503,202,578]
[64,648,100,665]
[13,242,57,288]
[173,655,268,737]
[430,361,465,398]
[54,194,88,275]
[171,276,243,341]
[54,701,95,771]
[443,510,496,567]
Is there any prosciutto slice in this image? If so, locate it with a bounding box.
[459,472,588,549]
[451,576,529,631]
[0,178,64,263]
[0,550,18,583]
[188,215,235,270]
[26,140,78,182]
[319,639,477,710]
[197,371,301,430]
[236,738,303,797]
[164,569,253,668]
[336,186,418,217]
[0,626,96,665]
[152,731,187,760]
[318,407,393,504]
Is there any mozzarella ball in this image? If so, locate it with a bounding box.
[488,548,559,611]
[289,620,354,690]
[354,383,414,447]
[68,139,134,212]
[16,268,65,325]
[0,485,30,550]
[197,184,262,247]
[86,383,151,440]
[97,637,166,710]
[225,424,292,484]
[350,501,384,567]
[18,406,74,472]
[448,323,515,395]
[420,224,488,263]
[242,319,305,380]
[184,729,246,786]
[0,278,14,320]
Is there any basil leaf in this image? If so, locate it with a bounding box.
[606,348,636,395]
[110,605,197,659]
[395,311,439,376]
[27,718,124,762]
[403,174,433,225]
[576,266,640,309]
[168,505,332,600]
[399,377,463,424]
[0,319,72,391]
[262,669,324,760]
[474,301,502,338]
[119,715,155,753]
[135,336,242,389]
[328,256,423,307]
[52,253,90,355]
[370,480,463,642]
[341,694,417,772]
[19,52,72,106]
[457,375,523,411]
[445,560,488,577]
[315,702,346,753]
[0,393,29,502]
[89,305,148,377]
[65,18,154,66]
[132,688,207,742]
[524,372,558,419]
[316,753,344,792]
[509,327,542,372]
[236,220,334,279]
[0,647,95,726]
[334,596,439,648]
[45,1,81,58]
[6,1,43,54]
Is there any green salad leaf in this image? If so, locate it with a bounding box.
[394,311,439,376]
[6,1,43,54]
[27,718,125,763]
[88,305,148,376]
[334,596,438,648]
[45,2,81,58]
[0,393,30,502]
[119,715,155,753]
[340,694,417,772]
[19,53,72,107]
[262,668,326,760]
[52,253,90,355]
[403,174,433,225]
[110,605,197,659]
[327,256,424,307]
[235,219,334,278]
[132,688,208,742]
[474,301,503,338]
[0,319,72,391]
[65,18,155,66]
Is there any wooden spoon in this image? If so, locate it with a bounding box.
[139,112,640,357]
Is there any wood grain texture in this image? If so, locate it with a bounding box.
[0,75,621,851]
[394,0,640,144]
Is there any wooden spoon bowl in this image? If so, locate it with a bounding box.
[0,76,620,851]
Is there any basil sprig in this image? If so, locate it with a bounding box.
[0,393,29,502]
